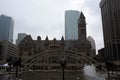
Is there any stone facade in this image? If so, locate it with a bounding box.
[18,12,95,70]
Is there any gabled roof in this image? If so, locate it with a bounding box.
[18,35,34,47]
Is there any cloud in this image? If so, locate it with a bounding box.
[0,0,104,53]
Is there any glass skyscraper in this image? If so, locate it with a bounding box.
[65,10,80,40]
[0,15,14,42]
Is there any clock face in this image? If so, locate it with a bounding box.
[81,29,85,34]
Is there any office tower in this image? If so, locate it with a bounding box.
[100,0,120,60]
[0,41,18,62]
[0,15,14,42]
[16,33,27,45]
[65,10,80,40]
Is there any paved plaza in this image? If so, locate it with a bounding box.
[0,71,84,80]
[0,71,120,80]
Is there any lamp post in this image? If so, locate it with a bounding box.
[105,60,111,79]
[7,57,13,73]
[13,58,22,79]
[60,58,66,80]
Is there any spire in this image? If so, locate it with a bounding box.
[45,36,49,49]
[53,38,56,43]
[53,38,56,40]
[61,36,65,49]
[79,11,85,20]
[45,36,49,41]
[78,11,86,25]
[61,36,64,42]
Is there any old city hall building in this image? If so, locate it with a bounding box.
[18,12,96,71]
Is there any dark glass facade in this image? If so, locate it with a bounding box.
[100,0,120,60]
[0,44,2,60]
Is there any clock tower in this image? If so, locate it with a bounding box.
[78,12,86,42]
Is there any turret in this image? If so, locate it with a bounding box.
[53,38,56,44]
[61,36,65,49]
[45,36,49,49]
[37,36,41,41]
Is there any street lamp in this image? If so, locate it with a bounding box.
[7,57,13,73]
[105,60,111,79]
[13,57,22,79]
[60,58,66,80]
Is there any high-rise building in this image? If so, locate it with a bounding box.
[100,0,120,60]
[0,15,14,42]
[16,33,27,45]
[0,41,18,63]
[65,10,80,40]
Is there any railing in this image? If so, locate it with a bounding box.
[21,50,105,71]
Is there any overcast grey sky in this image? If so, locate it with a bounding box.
[0,0,103,53]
